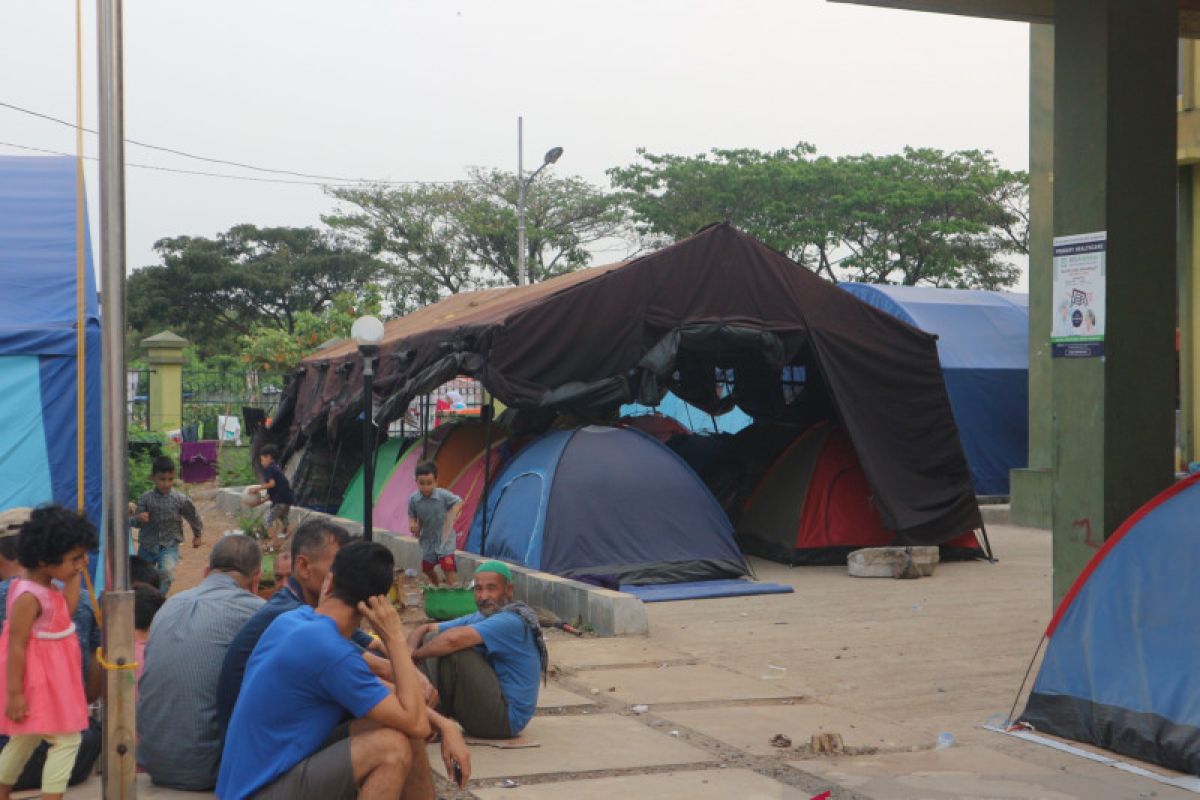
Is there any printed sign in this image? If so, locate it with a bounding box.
[1051,231,1106,358]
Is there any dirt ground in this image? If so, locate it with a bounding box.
[103,493,1198,799]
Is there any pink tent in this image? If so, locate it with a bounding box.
[448,441,507,549]
[374,422,500,537]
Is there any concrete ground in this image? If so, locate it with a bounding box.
[56,522,1200,798]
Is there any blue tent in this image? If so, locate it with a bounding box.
[0,157,102,526]
[838,283,1028,495]
[466,425,748,585]
[1019,474,1200,775]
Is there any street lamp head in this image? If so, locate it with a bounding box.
[543,146,563,166]
[351,315,385,353]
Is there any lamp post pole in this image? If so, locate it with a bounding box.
[351,315,385,542]
[360,344,377,542]
[515,117,563,286]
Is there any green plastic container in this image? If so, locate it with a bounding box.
[422,586,476,621]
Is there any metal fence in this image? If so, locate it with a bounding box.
[129,369,288,435]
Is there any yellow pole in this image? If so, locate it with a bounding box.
[74,0,87,512]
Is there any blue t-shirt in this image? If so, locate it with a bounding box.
[214,577,374,732]
[263,463,294,505]
[215,607,389,800]
[439,610,541,734]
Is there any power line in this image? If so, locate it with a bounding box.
[0,139,377,186]
[0,99,466,186]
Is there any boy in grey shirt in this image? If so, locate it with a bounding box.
[408,461,463,586]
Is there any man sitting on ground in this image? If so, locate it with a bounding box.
[217,541,470,800]
[215,518,398,730]
[408,560,546,739]
[138,535,264,791]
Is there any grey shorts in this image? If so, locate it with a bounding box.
[250,723,354,800]
[267,503,291,527]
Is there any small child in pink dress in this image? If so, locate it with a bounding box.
[0,505,98,800]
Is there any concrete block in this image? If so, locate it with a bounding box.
[980,504,1011,526]
[847,546,939,578]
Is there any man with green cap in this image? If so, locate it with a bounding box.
[407,560,546,738]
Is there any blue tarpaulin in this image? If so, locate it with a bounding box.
[838,283,1028,496]
[0,156,102,529]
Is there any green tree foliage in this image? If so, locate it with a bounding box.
[127,224,385,356]
[325,167,628,309]
[238,289,383,372]
[609,144,1028,289]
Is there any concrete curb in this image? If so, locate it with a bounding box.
[980,504,1011,526]
[215,488,649,637]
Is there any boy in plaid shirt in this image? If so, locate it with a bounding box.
[132,455,203,594]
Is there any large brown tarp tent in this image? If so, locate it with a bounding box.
[270,223,981,545]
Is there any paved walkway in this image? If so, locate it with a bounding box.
[50,524,1197,798]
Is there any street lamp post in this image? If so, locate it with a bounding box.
[516,116,563,286]
[352,315,385,541]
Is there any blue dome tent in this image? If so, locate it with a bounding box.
[1018,474,1200,774]
[467,426,748,585]
[839,283,1028,496]
[0,156,102,526]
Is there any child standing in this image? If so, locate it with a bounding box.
[408,461,462,586]
[133,455,203,595]
[247,445,294,542]
[0,505,98,800]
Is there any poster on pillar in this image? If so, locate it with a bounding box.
[1051,231,1106,358]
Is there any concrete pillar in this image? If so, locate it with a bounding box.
[1009,23,1055,529]
[1050,0,1178,604]
[1180,41,1200,469]
[141,330,187,433]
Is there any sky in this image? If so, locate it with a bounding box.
[0,1,1030,285]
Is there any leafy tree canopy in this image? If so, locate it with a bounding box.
[239,288,383,372]
[128,224,386,356]
[324,167,628,311]
[608,144,1027,289]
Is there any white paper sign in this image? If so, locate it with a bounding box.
[1051,231,1106,358]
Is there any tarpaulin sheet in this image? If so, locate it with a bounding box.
[276,225,980,546]
[620,579,794,602]
[839,283,1028,495]
[0,156,102,528]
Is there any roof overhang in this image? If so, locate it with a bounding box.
[829,1,1200,37]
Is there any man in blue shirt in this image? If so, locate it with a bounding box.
[215,518,396,731]
[408,560,545,739]
[217,541,470,800]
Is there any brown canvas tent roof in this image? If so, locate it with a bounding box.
[272,223,981,544]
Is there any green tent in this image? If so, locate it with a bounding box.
[336,438,410,522]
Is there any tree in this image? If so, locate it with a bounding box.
[127,225,385,356]
[831,148,1025,289]
[324,167,629,309]
[609,144,1028,289]
[607,144,843,279]
[239,289,383,372]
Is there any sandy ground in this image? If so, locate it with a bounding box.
[65,502,1199,799]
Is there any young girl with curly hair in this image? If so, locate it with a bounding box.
[0,505,97,800]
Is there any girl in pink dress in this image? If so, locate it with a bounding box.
[0,505,97,800]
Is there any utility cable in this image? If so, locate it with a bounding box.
[0,99,466,185]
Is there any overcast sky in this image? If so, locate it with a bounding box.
[1,1,1030,285]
